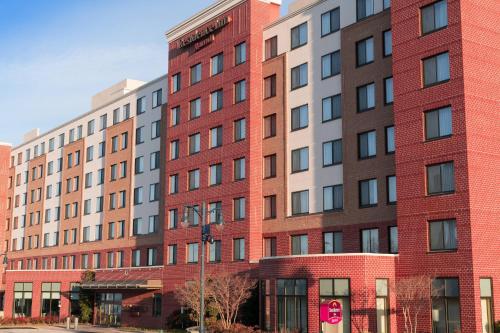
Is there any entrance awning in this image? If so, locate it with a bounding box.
[81,279,162,290]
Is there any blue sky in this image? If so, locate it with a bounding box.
[0,0,293,146]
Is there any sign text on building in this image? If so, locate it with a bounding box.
[178,16,231,49]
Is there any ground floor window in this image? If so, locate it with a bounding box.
[480,278,494,333]
[152,293,162,317]
[319,278,350,333]
[277,279,307,332]
[376,279,389,333]
[432,278,461,333]
[41,282,61,318]
[13,282,32,318]
[69,283,81,316]
[96,293,122,326]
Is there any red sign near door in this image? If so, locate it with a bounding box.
[320,300,343,324]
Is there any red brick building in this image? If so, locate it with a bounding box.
[0,0,498,332]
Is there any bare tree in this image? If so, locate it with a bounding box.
[174,280,210,325]
[392,275,438,333]
[207,272,257,330]
[350,288,372,333]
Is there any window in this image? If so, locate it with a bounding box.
[147,248,157,266]
[96,196,104,212]
[233,238,245,260]
[383,30,392,56]
[234,118,246,141]
[190,63,202,85]
[150,151,160,170]
[112,108,120,125]
[429,219,457,251]
[359,130,377,159]
[423,52,450,87]
[132,250,141,267]
[189,133,201,155]
[425,106,452,140]
[59,133,65,147]
[291,190,309,215]
[357,37,374,66]
[169,209,178,229]
[384,77,393,104]
[323,232,343,253]
[264,75,276,99]
[264,114,276,138]
[209,240,222,263]
[136,96,146,115]
[190,98,201,119]
[168,245,177,265]
[321,7,340,36]
[87,120,95,136]
[82,227,90,242]
[264,154,276,179]
[107,252,114,268]
[234,158,245,181]
[357,83,375,112]
[152,89,162,108]
[211,53,223,76]
[323,185,343,211]
[264,237,277,257]
[376,279,389,333]
[95,224,102,241]
[291,147,308,173]
[421,0,447,35]
[188,169,200,191]
[360,178,378,207]
[211,89,223,112]
[264,195,277,219]
[14,283,33,317]
[322,94,342,122]
[151,120,161,139]
[291,235,308,255]
[357,0,374,20]
[134,187,143,205]
[323,139,342,166]
[389,226,398,253]
[93,253,101,269]
[361,228,379,253]
[123,104,130,120]
[209,163,222,186]
[98,141,106,157]
[480,278,494,333]
[210,126,223,149]
[187,243,199,263]
[383,0,391,9]
[233,197,246,220]
[171,106,180,127]
[86,146,94,162]
[120,161,127,178]
[387,175,397,204]
[291,104,308,131]
[135,156,144,174]
[99,114,107,131]
[427,162,455,195]
[209,202,222,224]
[277,279,307,332]
[152,294,162,317]
[234,80,246,103]
[385,126,395,153]
[265,36,277,60]
[169,174,179,194]
[172,73,181,93]
[291,63,308,90]
[322,51,341,79]
[111,136,118,153]
[319,279,350,332]
[432,278,460,333]
[149,183,159,201]
[235,42,246,65]
[291,22,307,49]
[108,222,115,240]
[169,141,179,161]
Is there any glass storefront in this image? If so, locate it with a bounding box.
[277,279,307,333]
[13,283,32,318]
[41,282,61,318]
[96,293,122,326]
[319,279,350,333]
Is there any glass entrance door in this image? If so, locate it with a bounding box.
[96,293,122,326]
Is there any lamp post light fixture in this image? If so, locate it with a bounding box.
[182,201,223,333]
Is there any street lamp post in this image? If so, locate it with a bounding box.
[183,201,223,333]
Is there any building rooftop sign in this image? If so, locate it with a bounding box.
[178,16,231,49]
